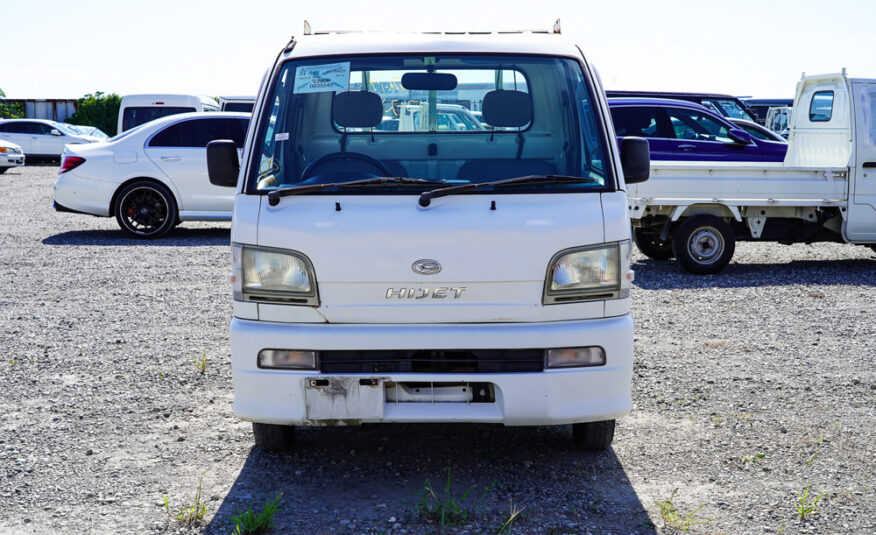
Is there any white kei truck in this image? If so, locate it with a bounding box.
[205,26,651,452]
[628,70,876,274]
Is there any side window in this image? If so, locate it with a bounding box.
[740,125,771,141]
[667,108,731,143]
[157,118,248,148]
[149,123,182,147]
[610,107,667,138]
[809,91,834,122]
[177,119,217,147]
[226,118,249,148]
[0,123,18,133]
[27,123,51,135]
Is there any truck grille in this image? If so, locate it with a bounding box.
[318,349,544,374]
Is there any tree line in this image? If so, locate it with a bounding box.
[0,89,121,136]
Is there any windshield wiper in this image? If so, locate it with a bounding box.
[267,177,447,206]
[418,175,598,207]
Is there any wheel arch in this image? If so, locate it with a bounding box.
[673,203,741,223]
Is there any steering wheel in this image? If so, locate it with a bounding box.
[301,152,392,182]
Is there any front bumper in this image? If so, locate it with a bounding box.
[0,153,25,168]
[230,315,634,426]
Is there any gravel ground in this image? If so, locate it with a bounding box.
[1,165,874,535]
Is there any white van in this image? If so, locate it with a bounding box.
[117,94,218,133]
[219,96,256,113]
[206,28,650,452]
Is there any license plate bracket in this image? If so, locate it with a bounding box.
[304,377,386,421]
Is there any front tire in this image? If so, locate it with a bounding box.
[572,420,615,450]
[113,181,177,238]
[633,227,674,260]
[252,423,296,453]
[672,215,735,274]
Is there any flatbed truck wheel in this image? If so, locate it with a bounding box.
[672,215,735,274]
[572,419,615,450]
[633,227,674,260]
[252,423,296,453]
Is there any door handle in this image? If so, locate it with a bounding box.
[863,162,876,168]
[678,144,697,151]
[160,156,180,162]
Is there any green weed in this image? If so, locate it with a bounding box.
[163,473,208,526]
[495,500,524,534]
[195,351,207,373]
[230,492,282,534]
[795,484,825,520]
[655,488,712,531]
[415,469,494,530]
[740,452,766,465]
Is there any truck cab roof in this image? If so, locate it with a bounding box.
[287,31,583,59]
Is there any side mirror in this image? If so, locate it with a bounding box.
[620,137,649,184]
[207,140,240,187]
[728,128,753,145]
[50,129,62,136]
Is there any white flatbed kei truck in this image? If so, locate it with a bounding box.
[628,70,876,274]
[205,26,651,452]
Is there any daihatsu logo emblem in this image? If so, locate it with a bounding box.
[412,259,441,275]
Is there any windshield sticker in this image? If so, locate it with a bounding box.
[294,62,350,94]
[274,132,289,141]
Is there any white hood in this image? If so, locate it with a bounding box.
[251,192,611,323]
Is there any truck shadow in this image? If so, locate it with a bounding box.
[205,424,657,534]
[41,227,230,247]
[633,257,876,290]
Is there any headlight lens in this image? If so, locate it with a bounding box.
[231,244,318,305]
[544,243,628,304]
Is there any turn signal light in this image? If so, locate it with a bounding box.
[60,156,86,174]
[257,349,317,369]
[546,347,606,368]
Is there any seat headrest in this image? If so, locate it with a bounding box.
[332,91,383,128]
[482,90,532,128]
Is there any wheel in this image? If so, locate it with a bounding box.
[0,167,8,174]
[572,420,615,450]
[113,181,177,238]
[252,423,296,453]
[672,215,735,274]
[633,227,673,260]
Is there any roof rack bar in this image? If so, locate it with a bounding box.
[297,19,561,36]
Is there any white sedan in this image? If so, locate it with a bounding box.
[0,119,102,158]
[54,112,249,238]
[0,138,25,173]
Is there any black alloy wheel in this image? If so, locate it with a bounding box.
[114,181,177,238]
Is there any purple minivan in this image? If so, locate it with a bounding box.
[608,98,787,162]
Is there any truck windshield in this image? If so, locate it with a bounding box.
[247,54,611,194]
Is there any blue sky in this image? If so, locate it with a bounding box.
[2,0,873,99]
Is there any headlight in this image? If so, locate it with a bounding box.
[231,244,318,305]
[543,242,631,304]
